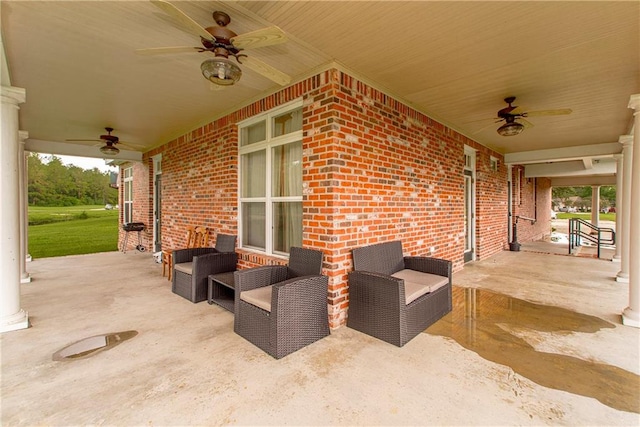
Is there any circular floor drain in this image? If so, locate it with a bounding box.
[52,330,138,361]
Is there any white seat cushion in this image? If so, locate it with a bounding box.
[174,262,193,275]
[391,269,449,305]
[240,285,273,312]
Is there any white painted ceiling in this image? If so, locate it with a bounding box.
[2,1,638,176]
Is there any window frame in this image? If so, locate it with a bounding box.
[238,99,304,256]
[123,166,133,224]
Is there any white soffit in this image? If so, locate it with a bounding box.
[504,142,622,165]
[525,158,616,178]
[25,139,142,162]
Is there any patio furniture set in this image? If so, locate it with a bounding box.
[168,231,452,358]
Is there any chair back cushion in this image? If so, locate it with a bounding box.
[215,234,237,253]
[287,247,323,278]
[352,240,405,275]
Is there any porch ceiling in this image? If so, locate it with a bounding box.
[2,1,638,180]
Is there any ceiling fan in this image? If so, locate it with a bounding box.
[66,127,126,156]
[136,0,291,87]
[480,97,572,136]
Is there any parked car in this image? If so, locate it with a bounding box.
[550,209,557,220]
[105,204,113,210]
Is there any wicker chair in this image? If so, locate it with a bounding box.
[348,240,452,347]
[172,234,237,303]
[234,247,329,359]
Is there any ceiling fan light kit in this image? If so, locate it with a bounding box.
[99,144,120,156]
[201,58,241,85]
[497,121,524,136]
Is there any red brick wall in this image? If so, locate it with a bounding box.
[474,150,509,257]
[118,160,153,252]
[123,68,509,329]
[512,166,552,242]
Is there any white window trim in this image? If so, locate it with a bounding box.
[123,166,133,224]
[238,99,304,256]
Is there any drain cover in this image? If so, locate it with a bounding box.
[52,330,138,361]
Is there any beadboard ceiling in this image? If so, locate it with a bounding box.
[1,1,638,172]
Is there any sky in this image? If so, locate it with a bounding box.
[40,154,117,173]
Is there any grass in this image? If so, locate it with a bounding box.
[556,212,616,222]
[28,205,119,258]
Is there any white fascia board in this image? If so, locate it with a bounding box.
[25,139,142,162]
[551,175,616,187]
[505,142,622,165]
[524,159,616,178]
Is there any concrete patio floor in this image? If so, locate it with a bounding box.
[1,247,638,426]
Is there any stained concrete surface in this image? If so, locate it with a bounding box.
[1,249,638,425]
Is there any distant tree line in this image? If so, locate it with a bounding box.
[552,186,616,211]
[28,153,119,206]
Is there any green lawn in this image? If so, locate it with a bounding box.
[556,212,616,222]
[28,205,119,258]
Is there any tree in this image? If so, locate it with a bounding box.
[27,153,118,206]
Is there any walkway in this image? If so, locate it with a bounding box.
[1,249,638,425]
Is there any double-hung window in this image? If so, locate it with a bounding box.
[239,102,303,256]
[123,167,133,224]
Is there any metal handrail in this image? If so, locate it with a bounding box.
[568,218,615,259]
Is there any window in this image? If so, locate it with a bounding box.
[123,167,133,224]
[239,102,303,255]
[490,156,499,172]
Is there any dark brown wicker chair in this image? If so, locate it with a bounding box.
[348,240,452,347]
[172,234,237,303]
[233,247,329,359]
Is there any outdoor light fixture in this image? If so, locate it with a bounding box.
[497,121,524,137]
[99,144,120,156]
[201,58,242,86]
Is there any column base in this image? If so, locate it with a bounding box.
[622,307,640,328]
[26,254,32,263]
[20,274,31,284]
[611,255,621,263]
[0,309,29,333]
[616,272,629,283]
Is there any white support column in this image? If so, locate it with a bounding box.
[622,94,640,327]
[612,154,623,262]
[19,131,30,283]
[591,185,600,228]
[617,135,633,283]
[508,165,513,243]
[0,85,29,333]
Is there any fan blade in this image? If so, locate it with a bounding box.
[472,120,502,135]
[231,26,288,50]
[66,139,102,142]
[135,46,202,56]
[150,0,213,41]
[519,118,535,128]
[523,109,572,117]
[241,56,291,86]
[465,117,499,124]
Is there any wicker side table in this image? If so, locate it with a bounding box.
[208,271,236,312]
